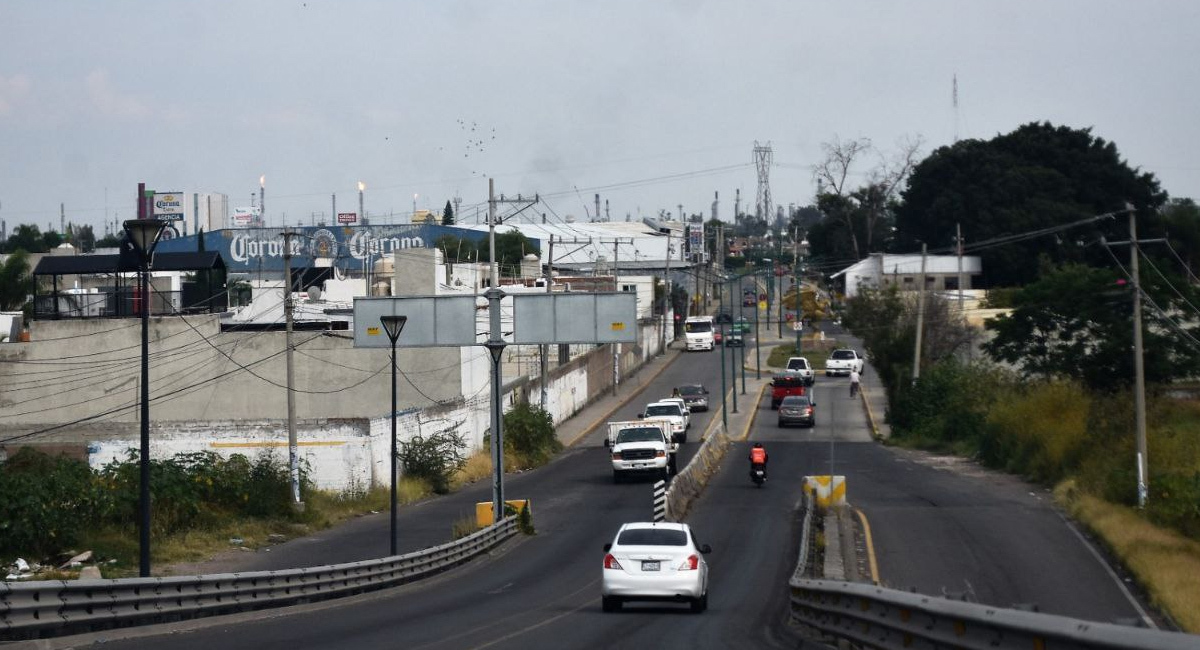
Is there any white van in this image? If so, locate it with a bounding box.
[684,316,715,351]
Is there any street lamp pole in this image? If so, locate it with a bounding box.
[719,280,728,430]
[124,218,167,578]
[380,315,408,556]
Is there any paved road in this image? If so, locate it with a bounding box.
[50,332,1157,648]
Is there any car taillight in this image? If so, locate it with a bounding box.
[604,554,623,570]
[677,554,699,571]
[805,407,813,415]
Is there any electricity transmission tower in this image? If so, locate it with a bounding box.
[753,141,773,221]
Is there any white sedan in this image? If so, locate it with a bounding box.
[600,522,711,613]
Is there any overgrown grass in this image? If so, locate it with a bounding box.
[1057,481,1200,633]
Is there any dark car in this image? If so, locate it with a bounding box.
[777,394,815,427]
[675,384,710,412]
[770,374,808,409]
[715,311,733,324]
[724,331,744,347]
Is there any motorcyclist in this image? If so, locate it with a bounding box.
[749,442,768,477]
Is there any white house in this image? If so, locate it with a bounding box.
[830,253,982,299]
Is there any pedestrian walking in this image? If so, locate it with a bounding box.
[849,368,861,397]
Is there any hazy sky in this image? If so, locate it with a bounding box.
[1,0,1197,236]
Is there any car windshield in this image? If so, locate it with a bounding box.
[685,321,712,333]
[787,359,808,369]
[617,528,687,546]
[773,377,805,388]
[645,405,680,417]
[831,350,855,360]
[678,386,703,396]
[781,396,811,407]
[615,428,664,444]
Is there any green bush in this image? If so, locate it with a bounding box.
[503,402,561,467]
[0,448,105,557]
[0,447,304,560]
[891,360,1006,451]
[399,427,467,494]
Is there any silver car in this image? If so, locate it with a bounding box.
[601,522,711,613]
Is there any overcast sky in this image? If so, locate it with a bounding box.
[1,0,1197,236]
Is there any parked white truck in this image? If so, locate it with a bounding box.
[606,420,678,482]
[825,348,865,376]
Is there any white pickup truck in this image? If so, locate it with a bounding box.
[784,356,816,386]
[640,400,689,443]
[606,420,678,482]
[825,348,865,376]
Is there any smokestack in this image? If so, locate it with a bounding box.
[594,194,600,223]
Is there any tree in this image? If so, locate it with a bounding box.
[74,224,96,253]
[96,233,122,249]
[0,250,34,311]
[1161,198,1200,277]
[843,283,977,401]
[42,229,63,250]
[983,263,1200,389]
[812,136,921,260]
[442,200,455,226]
[5,224,47,254]
[484,230,539,276]
[895,122,1167,287]
[433,234,478,263]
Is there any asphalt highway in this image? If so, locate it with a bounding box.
[54,336,1155,649]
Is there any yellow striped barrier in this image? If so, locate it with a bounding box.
[476,500,531,527]
[803,475,846,508]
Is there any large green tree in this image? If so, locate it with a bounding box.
[5,224,48,253]
[481,230,539,276]
[442,200,455,226]
[896,122,1167,287]
[0,250,35,311]
[983,263,1200,389]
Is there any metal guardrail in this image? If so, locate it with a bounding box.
[1,516,518,641]
[790,491,815,584]
[789,579,1200,649]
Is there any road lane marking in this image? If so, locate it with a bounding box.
[854,507,880,585]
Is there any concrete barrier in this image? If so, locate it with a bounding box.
[664,423,731,522]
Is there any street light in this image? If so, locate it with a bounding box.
[379,314,408,556]
[123,217,167,578]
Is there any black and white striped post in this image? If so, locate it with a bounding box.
[653,480,667,522]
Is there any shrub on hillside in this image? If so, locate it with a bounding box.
[399,426,467,494]
[980,381,1090,483]
[0,448,106,557]
[890,360,1007,450]
[503,402,560,467]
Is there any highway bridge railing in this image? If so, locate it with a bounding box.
[787,498,1199,649]
[1,515,518,641]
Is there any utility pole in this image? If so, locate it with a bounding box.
[1107,204,1151,508]
[540,236,554,411]
[613,238,620,393]
[956,223,965,313]
[282,228,302,510]
[663,228,672,354]
[912,243,927,383]
[1130,206,1148,508]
